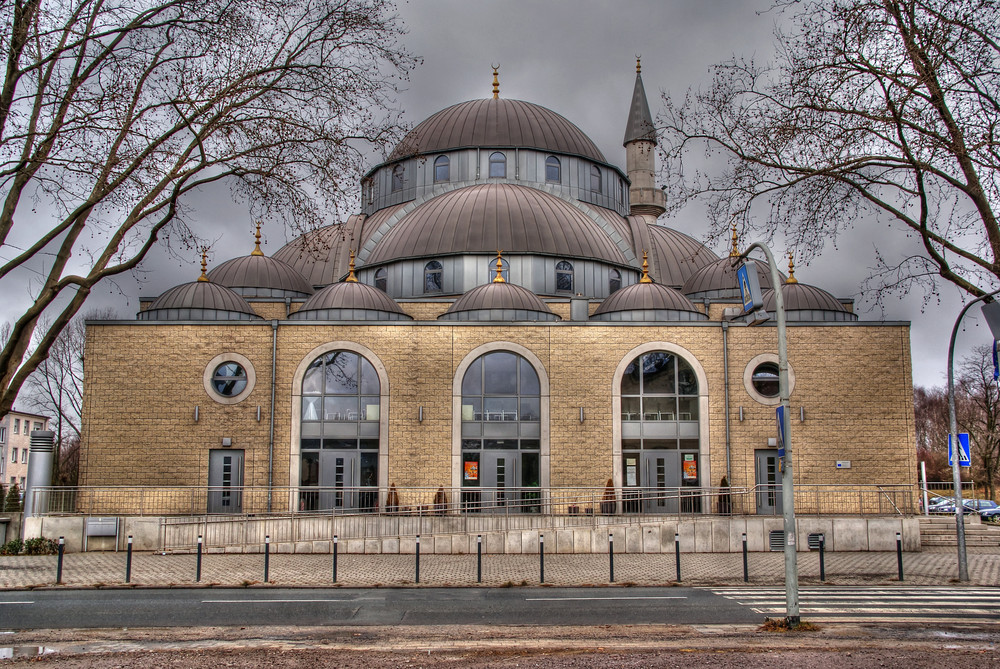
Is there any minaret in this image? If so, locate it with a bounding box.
[624,58,665,217]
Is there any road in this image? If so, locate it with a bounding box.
[2,585,997,629]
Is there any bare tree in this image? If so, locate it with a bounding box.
[956,345,1000,499]
[660,0,1000,306]
[913,385,950,482]
[0,0,415,418]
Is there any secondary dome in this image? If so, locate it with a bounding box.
[591,281,706,322]
[365,183,629,266]
[388,98,607,163]
[207,253,313,298]
[138,280,261,321]
[761,281,857,322]
[682,257,778,300]
[439,281,559,322]
[648,225,720,288]
[290,280,411,321]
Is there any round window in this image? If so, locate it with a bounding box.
[751,362,780,398]
[212,362,248,397]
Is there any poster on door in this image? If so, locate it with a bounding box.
[682,454,697,481]
[464,460,479,481]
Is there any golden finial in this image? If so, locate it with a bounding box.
[729,223,740,258]
[639,250,653,283]
[197,247,209,282]
[491,65,500,99]
[345,249,358,282]
[251,221,264,256]
[636,56,641,74]
[786,251,798,284]
[492,250,506,283]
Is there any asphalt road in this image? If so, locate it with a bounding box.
[0,587,759,629]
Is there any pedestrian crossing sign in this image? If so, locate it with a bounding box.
[948,433,971,467]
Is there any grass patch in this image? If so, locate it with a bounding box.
[759,617,821,632]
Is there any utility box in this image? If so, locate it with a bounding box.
[84,517,119,551]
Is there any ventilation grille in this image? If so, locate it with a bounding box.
[769,530,785,551]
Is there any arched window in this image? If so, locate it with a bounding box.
[488,256,509,282]
[545,155,561,182]
[609,268,622,294]
[590,165,602,193]
[300,350,380,511]
[391,164,405,192]
[424,260,443,293]
[489,151,506,178]
[618,179,625,204]
[555,260,574,293]
[460,351,542,508]
[434,155,450,183]
[374,267,387,292]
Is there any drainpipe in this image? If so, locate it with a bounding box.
[722,320,731,485]
[268,320,278,512]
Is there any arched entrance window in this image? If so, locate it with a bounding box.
[620,351,701,513]
[299,351,380,511]
[460,351,541,512]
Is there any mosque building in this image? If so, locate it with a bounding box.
[79,65,917,516]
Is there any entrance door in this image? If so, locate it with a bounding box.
[481,451,518,509]
[208,449,244,514]
[641,452,680,513]
[755,449,781,514]
[319,451,358,510]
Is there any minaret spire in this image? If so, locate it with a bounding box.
[198,247,210,282]
[492,250,506,283]
[624,60,665,217]
[639,250,653,283]
[251,221,264,256]
[492,65,500,99]
[345,249,358,282]
[786,251,798,284]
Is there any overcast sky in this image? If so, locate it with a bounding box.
[20,0,996,391]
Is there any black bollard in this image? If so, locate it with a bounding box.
[126,535,133,584]
[539,534,545,584]
[196,535,203,582]
[819,534,826,582]
[742,532,748,583]
[264,535,270,583]
[674,533,681,582]
[477,535,482,584]
[609,533,615,583]
[415,535,420,584]
[333,535,338,583]
[56,536,65,585]
[896,531,904,581]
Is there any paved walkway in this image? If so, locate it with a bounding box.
[1,548,998,589]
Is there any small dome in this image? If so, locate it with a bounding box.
[439,281,559,321]
[591,281,707,322]
[681,257,778,299]
[138,281,261,321]
[207,254,313,298]
[388,98,607,163]
[290,281,411,321]
[761,282,857,322]
[648,225,720,288]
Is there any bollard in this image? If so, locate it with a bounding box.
[415,535,420,584]
[126,536,133,584]
[609,533,615,583]
[742,532,748,583]
[333,535,338,583]
[56,536,65,585]
[896,531,904,581]
[818,534,826,582]
[196,535,203,583]
[264,535,270,583]
[674,533,681,582]
[539,534,545,584]
[477,535,482,584]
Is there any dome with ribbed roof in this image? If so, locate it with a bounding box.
[439,281,559,322]
[648,225,720,288]
[207,253,313,298]
[681,257,779,300]
[290,281,411,321]
[591,281,706,322]
[138,281,261,321]
[388,98,606,163]
[761,281,857,322]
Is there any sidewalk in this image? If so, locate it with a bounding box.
[1,548,998,589]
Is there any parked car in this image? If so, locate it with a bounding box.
[931,497,978,515]
[927,496,955,513]
[963,499,1000,521]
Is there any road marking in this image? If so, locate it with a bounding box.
[524,596,687,602]
[201,599,352,604]
[0,602,33,605]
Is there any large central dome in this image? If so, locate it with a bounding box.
[388,98,607,163]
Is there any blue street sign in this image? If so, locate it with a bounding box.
[775,405,786,458]
[948,433,971,467]
[737,261,764,313]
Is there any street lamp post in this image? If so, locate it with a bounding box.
[946,289,1000,582]
[735,242,799,627]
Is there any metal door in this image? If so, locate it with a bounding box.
[208,449,244,514]
[481,451,518,509]
[641,452,680,513]
[755,449,781,514]
[320,451,358,509]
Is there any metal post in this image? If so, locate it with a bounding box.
[264,535,270,583]
[818,534,825,582]
[742,532,748,583]
[415,535,420,584]
[539,533,545,584]
[126,536,133,584]
[56,536,64,585]
[196,535,203,582]
[674,533,681,582]
[609,532,615,583]
[921,461,929,517]
[477,535,482,584]
[333,535,338,583]
[896,531,904,581]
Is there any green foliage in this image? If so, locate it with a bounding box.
[2,483,21,512]
[0,538,23,556]
[23,538,59,555]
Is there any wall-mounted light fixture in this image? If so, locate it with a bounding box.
[256,406,262,422]
[579,407,585,423]
[739,406,744,421]
[194,406,199,422]
[800,406,805,422]
[418,406,424,422]
[221,437,232,447]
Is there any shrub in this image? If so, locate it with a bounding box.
[3,483,22,512]
[0,538,23,556]
[23,538,59,555]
